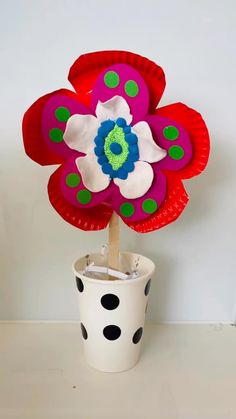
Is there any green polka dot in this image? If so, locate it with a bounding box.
[124,80,139,97]
[163,126,179,140]
[77,189,92,204]
[49,128,64,143]
[142,199,158,214]
[55,107,71,122]
[66,173,81,188]
[120,202,135,217]
[104,71,120,88]
[168,145,185,160]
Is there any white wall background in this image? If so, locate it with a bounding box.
[0,0,235,322]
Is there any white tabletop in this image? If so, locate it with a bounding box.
[0,323,235,419]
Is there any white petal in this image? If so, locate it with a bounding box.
[96,96,132,124]
[132,121,167,163]
[76,154,110,193]
[114,161,153,199]
[64,114,99,154]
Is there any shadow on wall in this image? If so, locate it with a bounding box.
[0,134,231,319]
[178,138,227,228]
[128,136,231,321]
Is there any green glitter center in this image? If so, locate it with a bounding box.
[104,125,129,170]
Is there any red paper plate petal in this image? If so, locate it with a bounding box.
[22,89,90,166]
[126,174,189,233]
[68,50,166,111]
[48,165,113,231]
[155,103,210,179]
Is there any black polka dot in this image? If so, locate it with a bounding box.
[101,294,120,310]
[80,323,88,340]
[76,277,84,292]
[144,279,151,296]
[132,327,143,344]
[103,325,121,341]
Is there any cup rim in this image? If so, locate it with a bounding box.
[72,251,155,286]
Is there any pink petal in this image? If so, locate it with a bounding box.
[145,114,192,171]
[91,63,149,124]
[109,168,167,222]
[42,93,91,161]
[60,157,111,209]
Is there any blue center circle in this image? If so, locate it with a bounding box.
[110,142,122,155]
[94,118,140,180]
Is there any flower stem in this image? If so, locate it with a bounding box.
[108,212,120,277]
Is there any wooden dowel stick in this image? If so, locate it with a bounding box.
[108,212,120,273]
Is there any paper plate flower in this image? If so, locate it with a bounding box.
[23,51,210,232]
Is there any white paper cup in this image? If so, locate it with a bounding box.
[73,252,155,373]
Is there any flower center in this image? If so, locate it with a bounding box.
[103,124,129,171]
[94,117,139,179]
[110,142,122,155]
